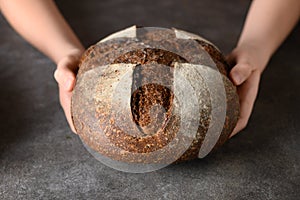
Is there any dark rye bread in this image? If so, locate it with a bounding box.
[114,49,186,137]
[71,27,240,163]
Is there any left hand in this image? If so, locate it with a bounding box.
[227,44,269,137]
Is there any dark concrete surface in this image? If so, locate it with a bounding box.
[0,0,299,199]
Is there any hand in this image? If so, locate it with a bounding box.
[54,49,84,133]
[227,44,270,137]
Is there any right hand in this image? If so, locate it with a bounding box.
[54,49,84,133]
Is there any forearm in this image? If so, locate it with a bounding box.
[238,0,300,66]
[0,0,84,64]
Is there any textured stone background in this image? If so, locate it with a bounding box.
[0,0,299,199]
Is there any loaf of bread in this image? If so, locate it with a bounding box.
[71,26,239,165]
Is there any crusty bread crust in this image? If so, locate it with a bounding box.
[71,27,239,163]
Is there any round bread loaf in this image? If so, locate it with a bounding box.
[71,26,239,166]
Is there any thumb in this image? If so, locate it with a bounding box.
[54,67,76,91]
[229,63,253,85]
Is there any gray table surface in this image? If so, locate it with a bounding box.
[0,1,299,199]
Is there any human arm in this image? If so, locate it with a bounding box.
[0,0,85,132]
[228,0,300,137]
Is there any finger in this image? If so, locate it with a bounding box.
[230,117,248,138]
[230,62,254,86]
[54,67,76,91]
[230,71,260,138]
[59,89,77,133]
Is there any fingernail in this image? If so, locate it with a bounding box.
[65,79,73,90]
[233,72,242,85]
